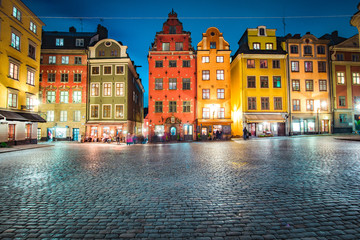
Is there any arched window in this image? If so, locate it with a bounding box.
[170,127,176,136]
[259,28,265,36]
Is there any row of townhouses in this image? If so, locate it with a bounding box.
[1,0,360,145]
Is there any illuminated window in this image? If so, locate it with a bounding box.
[47,111,54,121]
[218,108,225,119]
[216,70,224,80]
[11,32,20,50]
[74,111,81,122]
[9,62,19,80]
[304,61,313,72]
[260,59,268,68]
[60,111,67,122]
[183,101,190,112]
[102,105,111,118]
[162,42,170,51]
[260,76,268,88]
[12,6,21,21]
[319,80,327,91]
[27,70,35,85]
[273,76,281,88]
[202,70,210,80]
[293,99,300,111]
[115,105,124,118]
[216,56,224,63]
[115,83,124,96]
[91,83,99,96]
[61,56,69,64]
[60,91,69,103]
[292,79,300,91]
[202,56,209,63]
[8,92,17,108]
[56,38,64,46]
[210,42,216,49]
[103,83,112,96]
[305,80,313,91]
[47,91,55,103]
[337,72,345,84]
[73,91,82,103]
[202,108,210,119]
[265,43,273,50]
[353,72,360,84]
[217,89,225,99]
[253,43,260,49]
[339,114,347,123]
[306,99,314,111]
[49,56,56,64]
[169,78,177,90]
[155,78,163,90]
[202,89,210,99]
[291,61,299,72]
[247,59,255,68]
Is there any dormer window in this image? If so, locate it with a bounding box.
[169,26,176,34]
[253,43,260,50]
[162,42,170,51]
[75,39,84,47]
[304,46,312,55]
[56,38,64,46]
[210,42,216,49]
[265,43,273,50]
[259,28,265,36]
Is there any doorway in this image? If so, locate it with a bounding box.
[170,126,177,141]
[321,120,329,133]
[73,128,80,141]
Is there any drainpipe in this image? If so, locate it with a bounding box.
[286,41,292,136]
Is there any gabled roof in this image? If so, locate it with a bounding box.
[332,34,359,48]
[232,38,286,60]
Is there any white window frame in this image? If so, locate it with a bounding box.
[202,108,210,119]
[47,110,54,122]
[265,43,273,50]
[352,72,360,84]
[56,38,64,46]
[9,61,19,80]
[60,111,67,122]
[115,82,125,96]
[202,70,210,80]
[115,65,125,75]
[91,66,100,75]
[27,69,35,86]
[30,21,37,34]
[8,91,18,108]
[73,110,81,122]
[47,91,56,103]
[103,65,112,75]
[90,104,99,119]
[337,72,345,84]
[216,56,224,63]
[73,91,82,103]
[60,91,69,103]
[103,82,112,97]
[91,82,100,97]
[102,104,112,119]
[216,70,224,80]
[61,56,69,64]
[218,107,225,119]
[12,6,21,21]
[26,95,34,110]
[114,104,125,119]
[202,56,210,63]
[49,56,56,64]
[162,42,170,51]
[11,31,20,50]
[75,38,84,47]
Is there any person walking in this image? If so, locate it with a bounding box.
[243,127,248,140]
[116,135,120,145]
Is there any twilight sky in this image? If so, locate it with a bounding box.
[23,0,359,107]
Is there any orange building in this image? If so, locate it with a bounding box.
[196,27,232,140]
[285,33,331,134]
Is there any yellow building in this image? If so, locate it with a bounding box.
[0,0,45,145]
[231,26,288,137]
[285,33,331,134]
[197,27,232,139]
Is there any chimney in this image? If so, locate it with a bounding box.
[69,26,76,33]
[331,31,338,37]
[97,24,108,40]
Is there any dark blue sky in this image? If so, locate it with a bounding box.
[24,0,359,107]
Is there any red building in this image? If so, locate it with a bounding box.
[147,10,197,141]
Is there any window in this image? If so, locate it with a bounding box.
[60,111,67,122]
[182,78,190,90]
[115,105,124,118]
[305,80,313,91]
[218,108,225,119]
[110,50,118,56]
[202,56,210,63]
[183,101,191,112]
[337,72,345,84]
[169,60,177,67]
[317,45,325,54]
[272,60,280,69]
[103,83,112,96]
[28,44,36,59]
[115,83,124,96]
[247,76,256,88]
[56,38,64,46]
[8,92,17,108]
[8,124,15,141]
[47,73,55,82]
[175,42,183,51]
[91,83,99,96]
[47,111,54,122]
[61,56,69,64]
[49,56,56,64]
[202,89,210,99]
[104,66,112,75]
[306,99,314,111]
[260,76,268,88]
[39,73,42,82]
[202,108,210,119]
[25,124,32,139]
[339,96,346,107]
[90,105,99,118]
[260,59,268,68]
[336,54,344,61]
[27,70,35,85]
[74,73,81,83]
[60,91,69,103]
[265,43,273,50]
[319,80,327,91]
[210,42,216,49]
[182,60,190,67]
[47,91,55,103]
[75,39,84,47]
[304,46,312,55]
[339,114,347,123]
[318,61,326,72]
[259,28,265,36]
[274,97,282,110]
[216,56,224,63]
[155,101,163,113]
[216,70,224,80]
[9,62,19,80]
[74,57,82,64]
[169,78,177,90]
[304,61,313,72]
[292,80,300,91]
[248,97,256,110]
[247,59,255,68]
[353,72,360,84]
[169,101,176,113]
[352,54,360,62]
[202,70,210,80]
[155,61,163,67]
[115,65,124,75]
[273,76,281,88]
[169,26,176,34]
[11,32,20,50]
[103,105,111,118]
[217,89,225,99]
[155,78,163,90]
[73,91,82,103]
[321,100,328,111]
[290,45,298,54]
[293,99,300,111]
[162,42,170,51]
[74,110,81,122]
[291,61,299,72]
[98,50,105,56]
[12,6,21,21]
[253,43,260,49]
[261,97,269,110]
[61,73,68,82]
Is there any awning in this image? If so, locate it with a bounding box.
[0,110,46,123]
[245,114,285,122]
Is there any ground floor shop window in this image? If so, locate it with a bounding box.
[201,127,207,135]
[8,124,15,141]
[25,124,32,139]
[184,124,193,135]
[56,128,67,138]
[91,127,98,137]
[155,125,164,136]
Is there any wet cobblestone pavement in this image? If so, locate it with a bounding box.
[0,136,360,239]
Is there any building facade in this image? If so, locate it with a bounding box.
[231,26,288,137]
[147,10,197,141]
[86,39,144,141]
[38,26,106,141]
[0,0,45,145]
[285,33,331,134]
[197,27,232,140]
[328,35,360,133]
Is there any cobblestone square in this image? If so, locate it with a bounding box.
[0,136,360,239]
